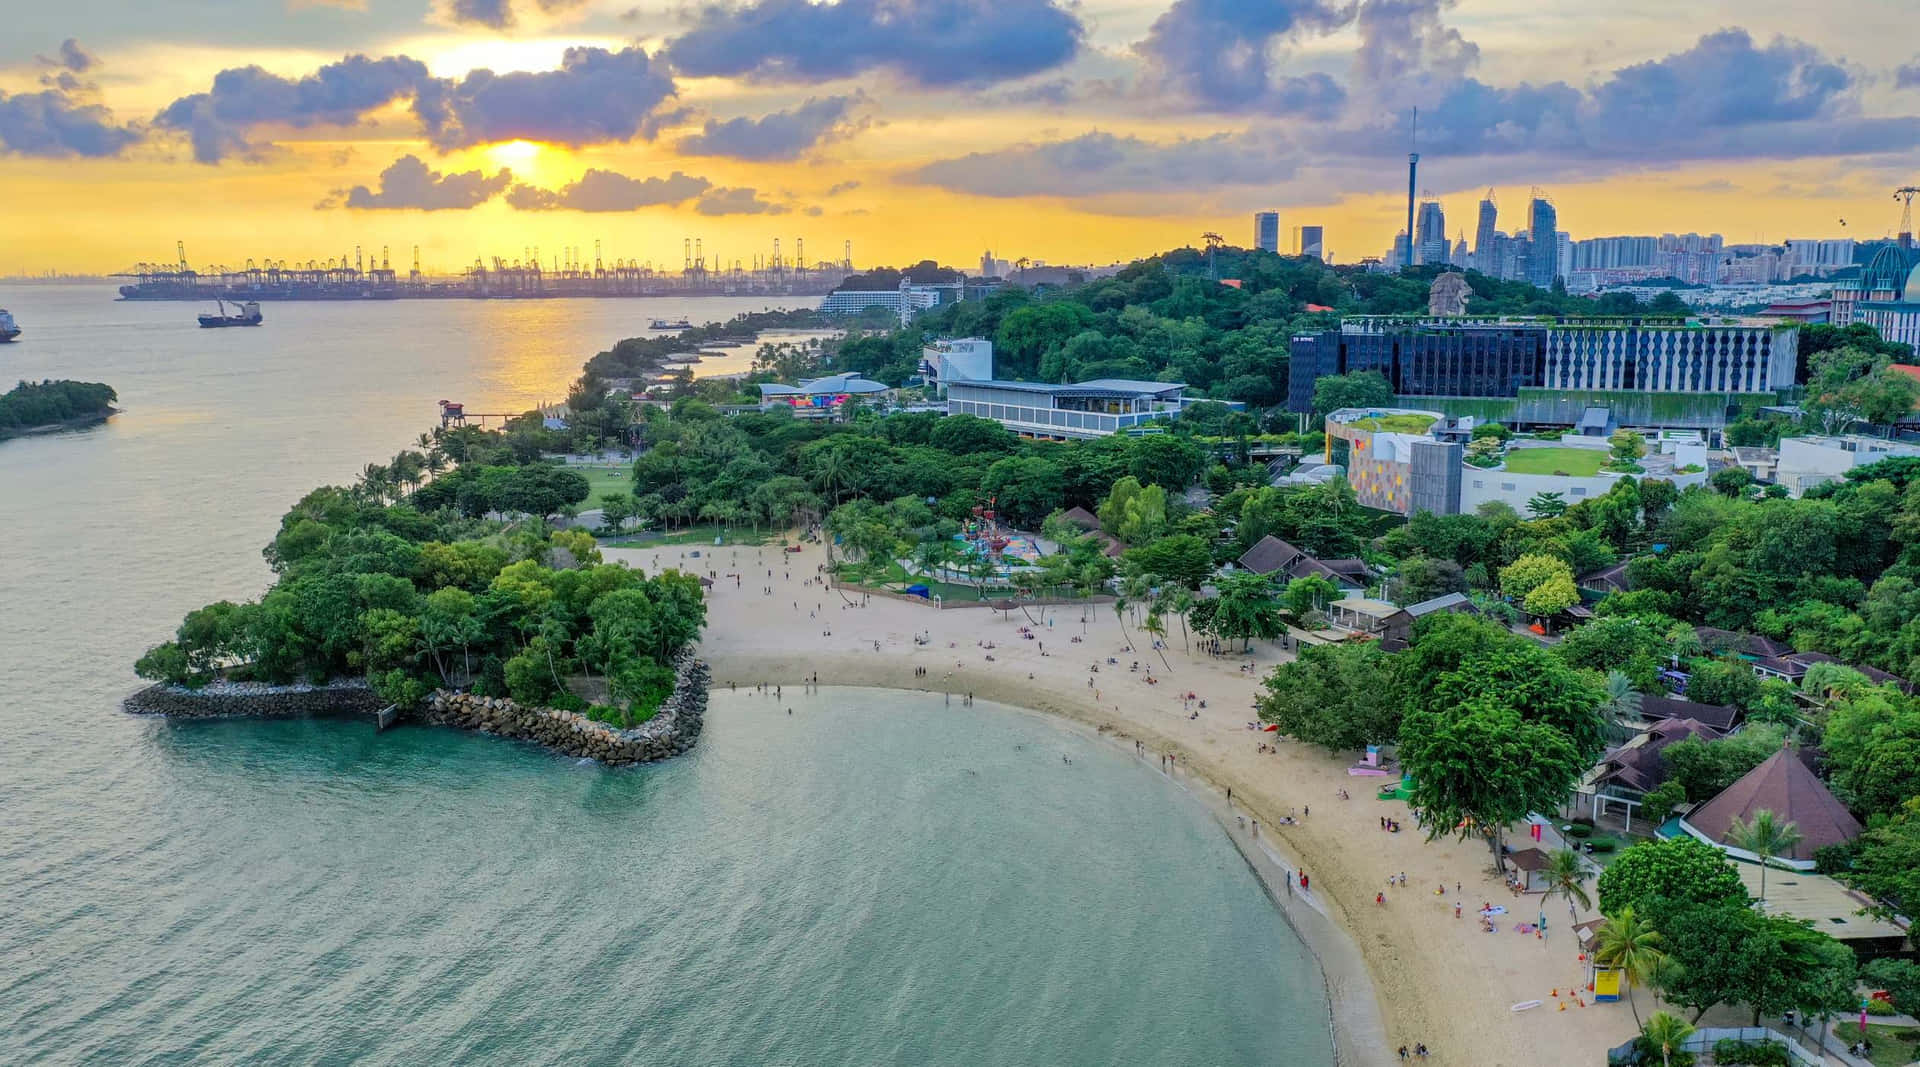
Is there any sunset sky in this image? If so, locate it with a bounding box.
[3,0,1918,276]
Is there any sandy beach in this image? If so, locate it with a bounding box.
[606,536,1636,1066]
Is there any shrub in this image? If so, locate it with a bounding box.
[1712,1038,1789,1066]
[1812,841,1858,875]
[1587,837,1619,853]
[1566,823,1594,838]
[1865,997,1895,1017]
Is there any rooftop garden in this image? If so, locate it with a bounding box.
[1502,446,1609,477]
[1345,413,1438,434]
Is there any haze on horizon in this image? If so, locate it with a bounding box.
[2,0,1918,276]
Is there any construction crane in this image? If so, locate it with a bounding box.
[1201,231,1224,281]
[1896,186,1919,247]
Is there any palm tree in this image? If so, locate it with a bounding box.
[1541,848,1592,924]
[1165,587,1194,654]
[1726,809,1802,908]
[1592,906,1666,1028]
[1640,1011,1694,1067]
[1601,670,1642,724]
[1143,609,1171,671]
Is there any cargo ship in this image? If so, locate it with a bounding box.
[0,308,18,342]
[198,299,263,328]
[649,317,693,330]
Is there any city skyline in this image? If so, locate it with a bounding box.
[3,0,1920,274]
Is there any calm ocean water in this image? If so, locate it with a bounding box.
[0,285,1332,1065]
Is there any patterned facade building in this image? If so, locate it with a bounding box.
[1542,325,1799,393]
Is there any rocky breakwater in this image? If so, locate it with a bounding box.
[123,678,385,720]
[419,650,710,765]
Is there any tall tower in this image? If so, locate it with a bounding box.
[1253,211,1280,253]
[1404,108,1419,273]
[1472,191,1498,272]
[1527,189,1559,288]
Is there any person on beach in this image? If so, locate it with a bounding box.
[1377,892,1386,906]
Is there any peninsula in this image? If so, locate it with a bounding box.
[0,379,118,440]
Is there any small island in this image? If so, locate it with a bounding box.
[0,379,118,440]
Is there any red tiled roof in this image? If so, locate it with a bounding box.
[1686,749,1863,861]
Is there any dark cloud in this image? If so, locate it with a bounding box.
[910,129,1299,198]
[826,180,860,195]
[694,187,788,215]
[1137,0,1354,114]
[506,169,711,211]
[155,54,432,163]
[676,95,863,160]
[37,38,99,74]
[335,154,512,209]
[413,45,677,149]
[1354,0,1477,86]
[662,0,1083,88]
[0,88,141,158]
[1899,63,1920,90]
[448,0,514,28]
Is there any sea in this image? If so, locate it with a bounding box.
[0,284,1334,1065]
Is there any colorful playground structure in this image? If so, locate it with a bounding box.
[957,497,1045,568]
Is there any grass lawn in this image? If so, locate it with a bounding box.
[572,465,635,500]
[1860,1024,1920,1067]
[601,525,777,548]
[1349,413,1437,434]
[1503,447,1608,477]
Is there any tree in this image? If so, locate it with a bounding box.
[1523,573,1579,617]
[1711,466,1753,498]
[1593,906,1667,1028]
[1122,534,1214,589]
[1282,574,1340,620]
[1398,696,1587,869]
[1863,958,1920,1019]
[1527,491,1568,519]
[1394,557,1467,605]
[1311,370,1394,416]
[1257,643,1400,750]
[1541,847,1592,923]
[1640,1012,1694,1067]
[1210,572,1284,651]
[1499,553,1575,609]
[1128,434,1206,490]
[1609,429,1648,469]
[1725,809,1802,908]
[597,493,636,535]
[1596,837,1747,923]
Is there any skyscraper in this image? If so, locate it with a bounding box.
[1472,193,1498,273]
[1294,225,1325,261]
[1415,198,1446,266]
[1527,192,1559,288]
[1253,212,1280,253]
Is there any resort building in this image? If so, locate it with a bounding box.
[1678,749,1861,871]
[1833,243,1920,348]
[1236,535,1370,590]
[757,372,890,417]
[918,338,994,396]
[945,378,1205,440]
[1775,434,1920,495]
[1287,316,1799,433]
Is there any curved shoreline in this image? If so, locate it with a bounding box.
[703,658,1390,1065]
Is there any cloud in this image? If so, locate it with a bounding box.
[447,0,514,27]
[1353,0,1477,88]
[1900,62,1920,90]
[155,53,432,163]
[334,154,512,209]
[826,180,860,195]
[506,169,711,211]
[413,45,677,149]
[1137,0,1354,114]
[662,0,1084,88]
[676,95,864,160]
[910,129,1300,198]
[694,187,788,215]
[0,88,142,158]
[37,38,99,74]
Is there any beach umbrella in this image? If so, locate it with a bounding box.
[990,599,1018,613]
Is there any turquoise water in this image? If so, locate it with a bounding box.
[0,286,1333,1064]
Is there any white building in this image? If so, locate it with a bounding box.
[1777,435,1920,495]
[817,280,948,324]
[919,338,994,396]
[946,379,1199,439]
[1542,323,1797,394]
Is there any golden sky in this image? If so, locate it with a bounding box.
[2,0,1918,275]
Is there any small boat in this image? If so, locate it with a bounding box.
[649,317,693,330]
[0,308,18,342]
[198,299,263,328]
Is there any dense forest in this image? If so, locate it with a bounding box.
[0,379,116,437]
[135,425,703,728]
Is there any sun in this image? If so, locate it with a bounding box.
[487,140,544,169]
